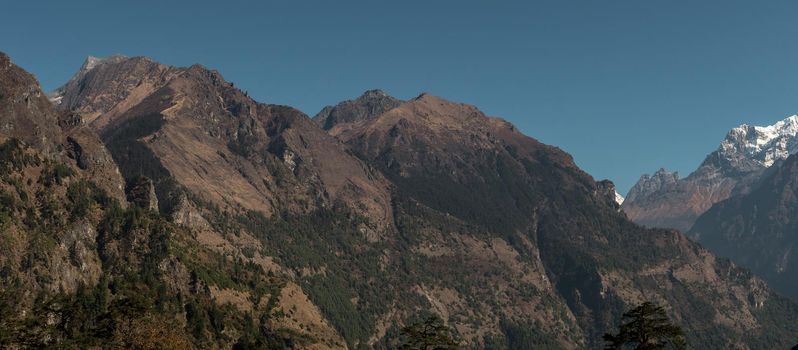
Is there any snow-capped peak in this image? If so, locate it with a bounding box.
[614,191,625,205]
[719,115,798,167]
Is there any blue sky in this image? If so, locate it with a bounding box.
[4,0,798,194]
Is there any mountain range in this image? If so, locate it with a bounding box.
[624,115,798,302]
[1,52,797,349]
[623,115,798,232]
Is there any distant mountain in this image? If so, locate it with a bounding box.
[2,52,798,349]
[691,152,798,299]
[623,115,798,231]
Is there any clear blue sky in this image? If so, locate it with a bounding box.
[4,0,798,194]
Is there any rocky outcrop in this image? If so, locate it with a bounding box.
[126,176,159,210]
[59,112,127,204]
[624,168,679,203]
[0,52,62,154]
[313,89,402,132]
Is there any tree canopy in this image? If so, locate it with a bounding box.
[603,302,686,350]
[399,316,460,350]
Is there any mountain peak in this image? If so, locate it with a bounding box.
[48,54,132,105]
[719,114,798,167]
[358,89,389,100]
[413,92,434,100]
[654,167,678,178]
[624,168,679,203]
[81,54,128,71]
[313,89,403,131]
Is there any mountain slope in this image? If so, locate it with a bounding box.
[623,116,798,231]
[14,53,798,349]
[319,92,798,349]
[53,56,394,232]
[690,153,798,299]
[0,53,62,153]
[1,52,348,349]
[55,56,586,349]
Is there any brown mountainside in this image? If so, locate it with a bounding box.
[0,53,62,153]
[320,91,798,348]
[0,52,795,349]
[0,52,347,349]
[53,57,394,232]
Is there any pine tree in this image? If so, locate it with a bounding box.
[399,316,460,350]
[603,302,686,350]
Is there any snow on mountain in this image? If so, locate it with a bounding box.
[623,115,798,231]
[614,191,625,205]
[719,115,798,167]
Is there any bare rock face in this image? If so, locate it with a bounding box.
[59,112,127,205]
[624,168,680,202]
[126,176,159,210]
[0,52,63,153]
[0,52,125,201]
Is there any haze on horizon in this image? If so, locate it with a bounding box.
[4,0,798,194]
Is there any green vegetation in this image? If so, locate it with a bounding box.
[498,319,565,350]
[66,180,110,219]
[0,148,305,349]
[233,208,394,345]
[0,198,299,349]
[398,315,460,350]
[0,189,14,227]
[603,302,686,350]
[0,138,38,173]
[41,162,74,187]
